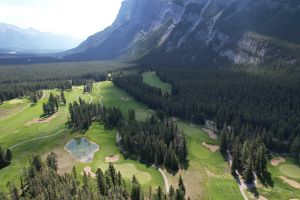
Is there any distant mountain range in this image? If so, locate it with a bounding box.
[0,23,80,53]
[64,0,300,66]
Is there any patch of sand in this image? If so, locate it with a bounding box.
[105,154,120,163]
[258,195,268,200]
[43,148,78,175]
[82,166,96,178]
[201,128,218,139]
[8,99,23,104]
[271,157,285,166]
[289,199,299,200]
[120,97,130,101]
[280,176,300,189]
[25,112,61,125]
[202,142,220,152]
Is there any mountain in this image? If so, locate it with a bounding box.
[64,0,300,66]
[0,23,80,53]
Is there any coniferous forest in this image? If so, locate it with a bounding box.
[0,153,188,200]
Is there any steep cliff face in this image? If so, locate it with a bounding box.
[65,0,300,65]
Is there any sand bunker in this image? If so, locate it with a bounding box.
[258,196,268,200]
[9,99,23,104]
[120,97,130,101]
[82,166,96,178]
[105,154,120,163]
[271,157,286,166]
[202,128,218,139]
[25,112,60,125]
[202,142,220,152]
[280,176,300,189]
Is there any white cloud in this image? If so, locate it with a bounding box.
[0,0,122,39]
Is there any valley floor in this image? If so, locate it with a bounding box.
[0,78,299,200]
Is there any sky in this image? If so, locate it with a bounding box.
[0,0,123,40]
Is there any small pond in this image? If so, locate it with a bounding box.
[64,137,99,163]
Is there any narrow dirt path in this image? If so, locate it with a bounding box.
[158,168,170,193]
[227,151,249,200]
[9,129,65,150]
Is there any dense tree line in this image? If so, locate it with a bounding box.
[0,61,130,102]
[113,72,164,110]
[84,81,93,93]
[43,93,60,116]
[119,116,188,172]
[68,98,122,129]
[0,80,72,103]
[29,90,43,104]
[219,128,268,184]
[0,152,189,200]
[0,146,12,169]
[155,68,300,153]
[112,69,300,154]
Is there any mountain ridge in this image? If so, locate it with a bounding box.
[0,23,80,53]
[64,0,300,66]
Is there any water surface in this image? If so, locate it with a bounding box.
[65,137,99,163]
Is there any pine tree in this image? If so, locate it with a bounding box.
[96,168,107,195]
[5,149,12,163]
[156,186,163,200]
[61,91,66,105]
[290,135,300,164]
[131,175,141,200]
[7,182,19,200]
[32,155,43,172]
[178,175,186,194]
[220,132,227,156]
[168,186,176,200]
[46,152,58,171]
[175,189,185,200]
[243,157,254,184]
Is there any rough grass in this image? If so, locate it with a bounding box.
[142,71,172,94]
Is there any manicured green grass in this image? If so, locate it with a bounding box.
[94,81,155,121]
[142,71,171,94]
[0,82,163,192]
[257,158,300,200]
[0,87,91,190]
[206,177,243,200]
[75,123,163,188]
[279,164,300,179]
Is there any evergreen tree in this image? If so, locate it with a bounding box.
[32,155,43,172]
[5,149,12,163]
[243,157,254,184]
[290,135,300,164]
[131,175,142,200]
[61,91,66,105]
[178,175,186,194]
[168,186,176,200]
[46,152,58,171]
[175,189,185,200]
[96,168,107,195]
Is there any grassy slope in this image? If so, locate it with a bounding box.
[141,72,243,200]
[142,71,300,200]
[142,71,172,94]
[0,82,163,192]
[255,157,300,200]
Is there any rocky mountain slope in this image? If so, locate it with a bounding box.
[64,0,300,66]
[0,23,80,53]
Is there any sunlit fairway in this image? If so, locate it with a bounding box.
[140,72,243,200]
[142,71,172,94]
[0,82,163,192]
[142,71,300,200]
